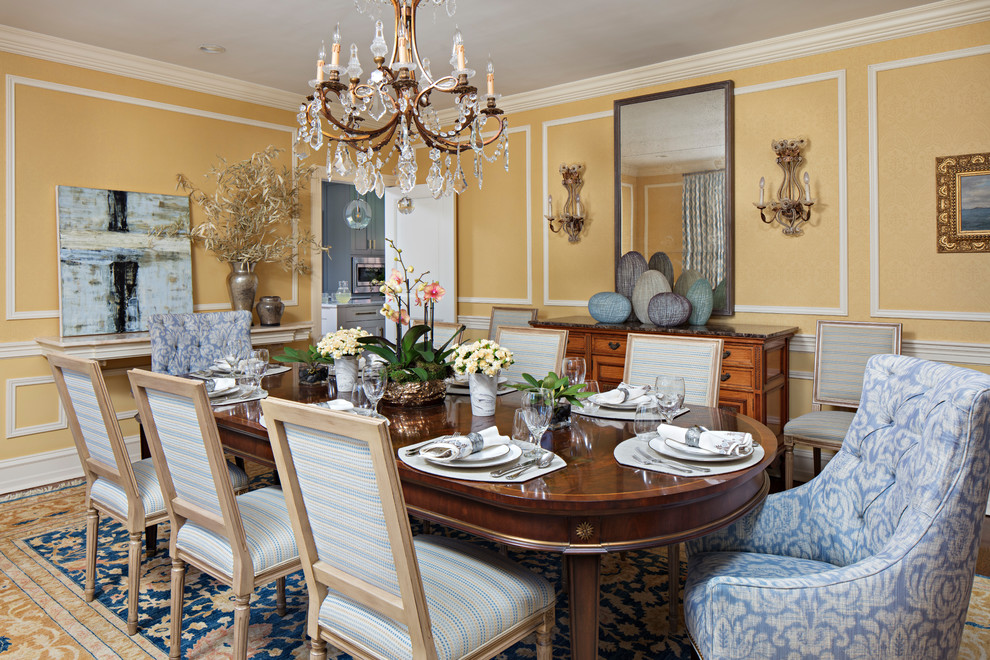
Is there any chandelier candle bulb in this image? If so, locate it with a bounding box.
[317,42,326,82]
[487,57,495,96]
[331,24,341,67]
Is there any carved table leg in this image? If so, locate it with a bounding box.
[566,553,602,660]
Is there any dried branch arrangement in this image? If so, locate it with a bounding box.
[173,146,325,273]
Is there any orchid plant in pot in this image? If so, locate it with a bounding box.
[356,239,463,406]
[507,371,595,429]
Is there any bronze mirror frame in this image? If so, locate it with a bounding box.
[613,80,735,316]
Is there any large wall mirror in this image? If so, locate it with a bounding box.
[614,80,734,315]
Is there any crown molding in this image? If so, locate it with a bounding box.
[0,24,301,111]
[496,0,990,115]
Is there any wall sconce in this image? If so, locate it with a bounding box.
[546,163,586,242]
[754,138,815,236]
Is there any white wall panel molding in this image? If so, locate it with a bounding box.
[496,0,989,115]
[788,332,990,365]
[0,24,298,111]
[734,70,848,316]
[0,434,140,496]
[868,46,990,321]
[543,111,613,308]
[5,375,65,439]
[457,125,533,306]
[5,75,297,322]
[0,341,43,360]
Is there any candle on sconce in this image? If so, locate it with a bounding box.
[803,172,811,201]
[486,56,494,96]
[547,194,553,218]
[759,177,765,205]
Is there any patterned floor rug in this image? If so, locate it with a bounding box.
[1,480,989,659]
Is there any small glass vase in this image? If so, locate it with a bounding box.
[550,401,572,430]
[334,281,352,304]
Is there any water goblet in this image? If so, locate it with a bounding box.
[562,357,587,387]
[362,362,388,418]
[633,400,663,440]
[512,408,533,451]
[580,380,601,414]
[521,390,552,457]
[654,375,686,424]
[221,341,244,374]
[249,348,269,382]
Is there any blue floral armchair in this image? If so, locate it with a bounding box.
[148,310,252,374]
[684,354,990,659]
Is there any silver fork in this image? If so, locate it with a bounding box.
[634,448,700,474]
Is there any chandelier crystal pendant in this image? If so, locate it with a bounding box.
[295,0,509,200]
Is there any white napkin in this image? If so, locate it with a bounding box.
[419,426,509,462]
[658,423,754,455]
[594,383,652,406]
[211,377,237,392]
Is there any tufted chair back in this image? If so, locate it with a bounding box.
[805,354,990,568]
[148,310,252,375]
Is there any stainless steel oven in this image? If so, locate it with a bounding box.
[351,256,385,295]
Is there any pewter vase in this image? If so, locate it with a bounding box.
[227,262,258,313]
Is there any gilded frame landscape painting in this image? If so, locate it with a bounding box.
[56,186,193,337]
[935,152,990,253]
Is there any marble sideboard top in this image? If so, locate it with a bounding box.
[532,316,798,340]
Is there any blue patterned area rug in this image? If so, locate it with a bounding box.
[3,481,989,659]
[20,515,693,659]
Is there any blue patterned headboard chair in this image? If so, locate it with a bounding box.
[684,354,990,659]
[148,311,252,375]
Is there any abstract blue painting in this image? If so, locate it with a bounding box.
[960,173,990,233]
[56,186,193,337]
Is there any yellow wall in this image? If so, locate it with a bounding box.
[2,18,989,470]
[455,22,990,424]
[0,52,306,461]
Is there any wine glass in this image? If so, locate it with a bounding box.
[250,348,269,380]
[633,399,663,439]
[361,362,388,418]
[562,357,586,387]
[654,375,686,424]
[512,408,533,450]
[221,340,244,374]
[521,390,552,457]
[580,380,601,414]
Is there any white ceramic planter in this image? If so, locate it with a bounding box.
[334,355,360,394]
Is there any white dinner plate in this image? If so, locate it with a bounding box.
[587,393,654,410]
[208,385,240,399]
[312,399,355,411]
[425,444,521,469]
[650,436,754,463]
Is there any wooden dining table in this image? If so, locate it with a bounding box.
[213,369,778,660]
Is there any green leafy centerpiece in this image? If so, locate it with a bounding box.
[508,371,595,429]
[357,239,463,406]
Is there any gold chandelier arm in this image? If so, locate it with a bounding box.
[311,92,401,144]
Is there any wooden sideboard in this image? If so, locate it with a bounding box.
[532,316,797,435]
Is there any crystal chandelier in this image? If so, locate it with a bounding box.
[294,0,509,199]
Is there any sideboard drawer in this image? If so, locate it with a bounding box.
[592,355,626,383]
[591,336,627,356]
[719,366,755,390]
[566,333,587,355]
[720,344,756,369]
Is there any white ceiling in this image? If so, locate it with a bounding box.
[0,0,941,100]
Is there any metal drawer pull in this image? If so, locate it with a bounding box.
[720,373,731,382]
[608,341,620,350]
[722,350,731,359]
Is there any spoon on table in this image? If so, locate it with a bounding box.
[503,451,555,480]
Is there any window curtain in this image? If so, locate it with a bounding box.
[682,169,726,287]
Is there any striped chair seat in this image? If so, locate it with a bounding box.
[90,458,248,520]
[176,486,298,577]
[783,411,856,444]
[318,535,555,660]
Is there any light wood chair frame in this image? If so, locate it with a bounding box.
[128,369,301,660]
[495,326,569,383]
[48,352,167,636]
[487,306,538,341]
[262,398,555,660]
[783,320,902,488]
[622,334,724,407]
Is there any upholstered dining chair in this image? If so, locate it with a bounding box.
[783,320,902,488]
[622,334,724,406]
[488,306,538,341]
[260,397,556,660]
[495,326,568,384]
[127,369,300,660]
[148,310,252,375]
[683,355,990,659]
[48,352,175,636]
[431,321,465,348]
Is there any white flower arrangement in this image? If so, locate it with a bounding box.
[316,327,371,360]
[450,340,514,377]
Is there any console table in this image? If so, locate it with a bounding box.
[531,316,797,435]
